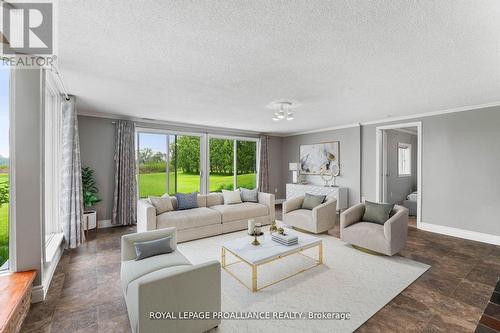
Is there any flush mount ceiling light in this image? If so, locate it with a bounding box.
[267,100,300,122]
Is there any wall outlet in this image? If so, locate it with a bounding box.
[274,188,278,193]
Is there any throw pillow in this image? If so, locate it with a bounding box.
[240,188,258,202]
[301,193,326,210]
[134,236,174,261]
[148,196,173,215]
[175,192,199,210]
[362,201,395,225]
[222,189,243,205]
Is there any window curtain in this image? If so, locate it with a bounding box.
[258,135,269,192]
[60,97,84,249]
[112,120,137,225]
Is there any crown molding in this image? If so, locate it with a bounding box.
[360,101,500,126]
[275,123,361,137]
[76,109,261,137]
[277,101,500,137]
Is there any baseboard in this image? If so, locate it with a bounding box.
[31,240,65,303]
[419,222,500,246]
[98,219,113,228]
[31,285,44,303]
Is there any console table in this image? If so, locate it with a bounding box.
[286,184,348,211]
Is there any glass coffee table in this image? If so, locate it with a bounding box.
[221,229,323,292]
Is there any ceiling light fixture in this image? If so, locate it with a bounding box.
[267,100,300,122]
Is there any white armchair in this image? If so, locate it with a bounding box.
[340,203,409,256]
[121,228,221,333]
[283,195,337,233]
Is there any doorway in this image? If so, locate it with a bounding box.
[376,122,422,227]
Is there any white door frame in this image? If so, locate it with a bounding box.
[375,121,422,227]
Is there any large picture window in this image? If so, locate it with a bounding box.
[136,131,258,196]
[0,64,10,269]
[137,132,201,197]
[208,137,258,192]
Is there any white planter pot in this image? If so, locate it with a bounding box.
[83,211,97,231]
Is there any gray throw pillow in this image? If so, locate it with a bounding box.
[240,188,258,202]
[363,201,395,225]
[134,236,174,261]
[301,193,326,210]
[175,192,198,210]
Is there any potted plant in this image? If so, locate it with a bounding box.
[82,167,101,234]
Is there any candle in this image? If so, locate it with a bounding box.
[254,223,262,235]
[248,219,255,234]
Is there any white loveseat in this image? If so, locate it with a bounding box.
[137,192,275,242]
[121,227,221,333]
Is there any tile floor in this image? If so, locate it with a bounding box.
[20,209,500,332]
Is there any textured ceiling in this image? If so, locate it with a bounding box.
[58,1,500,134]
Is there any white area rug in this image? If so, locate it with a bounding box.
[177,227,429,333]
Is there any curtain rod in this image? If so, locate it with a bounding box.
[44,65,70,101]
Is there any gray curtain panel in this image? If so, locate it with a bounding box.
[60,97,84,249]
[259,135,270,192]
[112,120,137,225]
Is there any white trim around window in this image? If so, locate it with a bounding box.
[43,70,64,263]
[397,142,412,177]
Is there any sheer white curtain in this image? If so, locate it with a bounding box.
[60,97,84,248]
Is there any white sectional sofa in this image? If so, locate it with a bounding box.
[137,192,275,242]
[121,227,221,333]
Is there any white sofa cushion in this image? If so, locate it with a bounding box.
[210,202,269,223]
[222,189,243,204]
[206,193,224,207]
[148,196,173,215]
[121,250,191,293]
[156,207,221,231]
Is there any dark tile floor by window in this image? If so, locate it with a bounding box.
[21,209,500,332]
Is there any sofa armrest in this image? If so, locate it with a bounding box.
[384,206,409,241]
[313,199,337,229]
[137,199,157,233]
[258,192,275,221]
[121,227,177,261]
[340,203,365,231]
[136,261,221,333]
[283,195,305,214]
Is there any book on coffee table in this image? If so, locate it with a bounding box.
[272,233,299,246]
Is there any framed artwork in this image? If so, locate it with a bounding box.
[299,141,340,175]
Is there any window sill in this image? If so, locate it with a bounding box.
[45,233,64,263]
[0,261,10,275]
[398,174,411,178]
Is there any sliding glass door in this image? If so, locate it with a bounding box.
[137,131,259,196]
[236,140,257,189]
[170,135,201,194]
[208,137,258,192]
[208,138,234,192]
[137,132,201,197]
[137,133,168,197]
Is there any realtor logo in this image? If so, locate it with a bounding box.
[2,2,53,55]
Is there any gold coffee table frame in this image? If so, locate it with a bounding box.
[221,241,323,292]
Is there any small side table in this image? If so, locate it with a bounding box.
[83,211,98,238]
